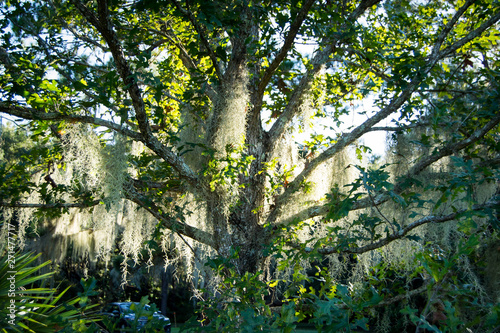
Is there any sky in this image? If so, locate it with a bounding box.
[288,43,391,158]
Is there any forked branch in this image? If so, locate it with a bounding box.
[70,0,200,187]
[266,6,500,226]
[275,113,500,228]
[266,0,382,159]
[439,10,500,59]
[311,200,499,255]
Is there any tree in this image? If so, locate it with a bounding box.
[1,0,500,330]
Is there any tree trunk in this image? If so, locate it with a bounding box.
[208,193,267,274]
[161,264,173,316]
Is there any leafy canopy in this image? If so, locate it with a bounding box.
[0,0,500,331]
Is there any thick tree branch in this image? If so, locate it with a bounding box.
[257,0,317,96]
[11,19,126,119]
[265,6,500,226]
[124,190,215,248]
[144,38,169,54]
[311,200,499,255]
[266,45,332,150]
[1,192,213,249]
[438,9,500,60]
[274,115,500,227]
[47,0,109,52]
[0,103,142,140]
[429,0,475,59]
[163,30,198,67]
[405,112,500,178]
[371,282,430,309]
[266,0,382,159]
[266,78,424,225]
[70,0,201,188]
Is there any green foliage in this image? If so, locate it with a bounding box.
[0,126,38,205]
[183,234,500,333]
[184,246,382,332]
[0,252,100,332]
[202,143,255,192]
[398,235,500,333]
[0,0,499,332]
[182,249,274,333]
